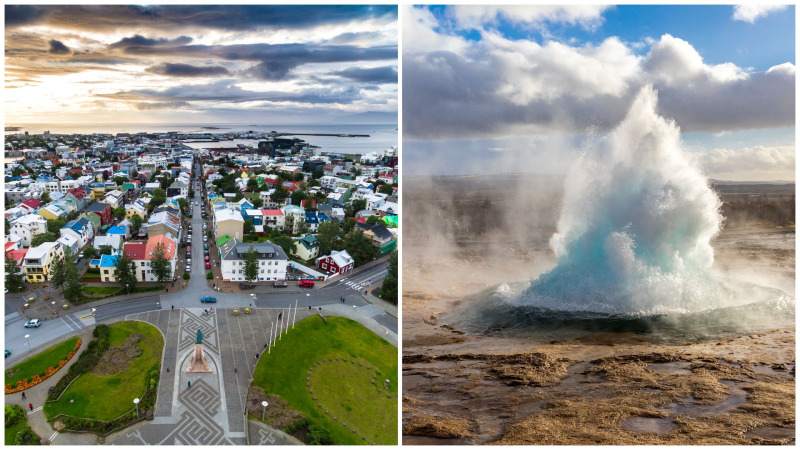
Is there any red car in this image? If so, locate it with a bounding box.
[205,262,211,269]
[299,279,314,288]
[204,255,209,262]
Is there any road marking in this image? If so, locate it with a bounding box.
[49,431,59,442]
[27,406,43,415]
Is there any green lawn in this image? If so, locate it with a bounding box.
[252,316,397,445]
[4,417,36,445]
[82,285,163,297]
[44,321,163,422]
[5,336,80,387]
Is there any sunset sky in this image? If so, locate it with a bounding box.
[5,5,398,125]
[404,5,795,181]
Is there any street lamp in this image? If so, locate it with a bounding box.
[133,398,139,419]
[126,283,130,296]
[261,401,268,421]
[25,334,30,353]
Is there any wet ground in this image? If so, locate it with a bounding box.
[402,225,795,445]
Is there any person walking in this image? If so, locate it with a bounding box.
[21,391,25,400]
[171,305,174,310]
[28,403,33,411]
[188,381,191,389]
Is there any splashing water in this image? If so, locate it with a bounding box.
[503,87,781,316]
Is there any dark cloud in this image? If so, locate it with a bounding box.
[327,31,387,45]
[332,66,397,84]
[109,34,192,49]
[99,80,364,105]
[135,101,191,110]
[48,39,71,55]
[145,62,230,77]
[4,5,396,32]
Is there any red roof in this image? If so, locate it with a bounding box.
[6,248,28,264]
[354,217,367,224]
[261,209,284,216]
[123,242,148,260]
[68,187,87,199]
[145,235,177,260]
[262,178,277,185]
[5,241,17,250]
[300,200,316,208]
[21,198,42,209]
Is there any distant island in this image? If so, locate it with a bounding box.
[5,126,22,131]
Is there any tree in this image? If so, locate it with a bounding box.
[5,217,10,232]
[243,246,259,284]
[378,184,395,195]
[177,198,189,213]
[40,192,52,204]
[66,210,79,221]
[366,215,381,226]
[243,221,256,235]
[149,242,172,284]
[291,190,306,206]
[271,185,288,204]
[114,246,137,292]
[251,197,264,209]
[273,235,297,256]
[130,215,143,234]
[348,199,366,217]
[5,256,24,293]
[247,179,259,192]
[378,251,398,304]
[82,246,98,260]
[49,253,67,292]
[312,169,323,180]
[113,176,128,185]
[98,245,114,256]
[317,221,343,255]
[31,232,56,247]
[112,207,126,221]
[343,218,356,234]
[342,230,378,267]
[293,172,305,182]
[62,248,82,302]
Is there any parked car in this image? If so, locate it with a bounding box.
[205,262,211,269]
[5,350,10,358]
[203,236,208,242]
[200,296,217,303]
[299,279,315,288]
[24,319,41,328]
[203,244,209,250]
[204,255,209,262]
[273,281,288,288]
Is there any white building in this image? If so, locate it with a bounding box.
[218,239,289,282]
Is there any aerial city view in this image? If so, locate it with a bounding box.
[402,5,795,445]
[4,5,398,445]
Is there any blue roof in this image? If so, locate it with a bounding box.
[107,225,127,235]
[99,254,118,268]
[304,212,319,224]
[63,220,83,233]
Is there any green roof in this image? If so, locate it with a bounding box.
[382,215,398,227]
[216,234,233,247]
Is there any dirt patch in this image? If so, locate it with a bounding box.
[402,413,472,439]
[95,334,143,376]
[404,334,465,348]
[246,386,305,430]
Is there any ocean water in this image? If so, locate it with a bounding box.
[5,123,397,155]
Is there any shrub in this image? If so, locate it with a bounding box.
[5,404,24,427]
[13,427,38,445]
[206,272,213,280]
[183,272,190,280]
[307,424,334,445]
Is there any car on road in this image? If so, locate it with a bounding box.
[203,244,209,250]
[299,279,315,288]
[203,236,208,242]
[205,262,211,269]
[273,281,288,288]
[24,319,41,328]
[200,296,216,303]
[204,255,209,262]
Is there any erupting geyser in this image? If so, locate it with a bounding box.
[512,87,734,315]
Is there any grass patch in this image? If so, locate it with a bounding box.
[252,316,397,445]
[44,321,163,422]
[5,336,80,387]
[81,285,162,299]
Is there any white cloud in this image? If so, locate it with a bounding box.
[699,144,795,181]
[404,15,795,140]
[449,5,610,31]
[732,4,788,23]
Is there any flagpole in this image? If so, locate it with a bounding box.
[292,299,297,329]
[269,321,274,353]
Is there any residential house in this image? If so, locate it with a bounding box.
[18,198,42,214]
[292,235,320,261]
[218,239,288,283]
[316,249,355,275]
[122,234,178,282]
[56,234,80,255]
[59,218,94,248]
[22,241,63,283]
[84,202,113,225]
[9,214,48,247]
[214,209,244,241]
[99,254,118,282]
[146,211,181,239]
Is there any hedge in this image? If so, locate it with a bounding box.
[47,325,109,402]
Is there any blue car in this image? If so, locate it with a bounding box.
[200,296,217,303]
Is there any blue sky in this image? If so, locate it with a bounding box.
[404,5,795,181]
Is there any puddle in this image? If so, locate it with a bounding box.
[647,361,691,375]
[621,417,676,434]
[663,389,747,417]
[745,425,795,441]
[752,364,795,376]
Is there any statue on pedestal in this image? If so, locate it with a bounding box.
[187,328,211,373]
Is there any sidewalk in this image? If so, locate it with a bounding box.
[361,280,398,318]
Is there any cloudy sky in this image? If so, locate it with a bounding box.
[404,5,795,181]
[5,5,398,125]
